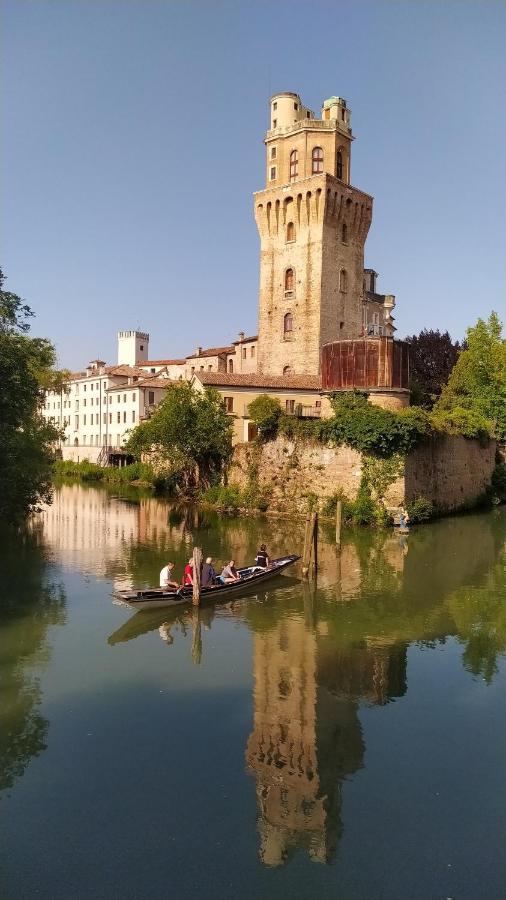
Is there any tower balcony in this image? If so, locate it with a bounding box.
[266,117,352,140]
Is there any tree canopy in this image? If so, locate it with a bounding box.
[433,312,506,439]
[125,382,233,491]
[0,268,61,524]
[404,328,462,409]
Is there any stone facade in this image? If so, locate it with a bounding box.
[255,92,395,378]
[230,434,497,515]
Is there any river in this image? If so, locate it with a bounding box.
[1,482,505,899]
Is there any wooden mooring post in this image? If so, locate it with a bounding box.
[335,500,342,551]
[302,511,318,579]
[191,609,202,665]
[192,546,203,606]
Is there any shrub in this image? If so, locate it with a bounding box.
[429,406,491,440]
[407,496,435,523]
[325,392,430,457]
[248,394,282,439]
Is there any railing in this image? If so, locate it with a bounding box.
[267,118,349,137]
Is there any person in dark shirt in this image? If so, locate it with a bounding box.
[201,557,216,587]
[255,544,270,568]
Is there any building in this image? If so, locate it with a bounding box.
[42,331,169,464]
[47,90,408,456]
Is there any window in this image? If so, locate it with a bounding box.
[285,399,295,414]
[271,146,277,159]
[283,312,293,338]
[272,119,277,128]
[83,435,86,445]
[273,101,277,111]
[284,268,294,294]
[140,344,144,351]
[208,365,212,371]
[224,397,234,413]
[286,221,295,242]
[83,414,87,425]
[91,383,94,391]
[228,359,234,374]
[200,365,204,371]
[336,150,343,179]
[83,399,86,407]
[117,412,121,424]
[117,395,120,403]
[294,102,298,110]
[341,222,348,243]
[148,391,155,405]
[251,346,255,358]
[123,394,126,403]
[132,411,136,423]
[83,384,86,392]
[103,413,107,425]
[109,413,112,424]
[283,365,293,375]
[312,146,323,174]
[289,150,298,180]
[150,368,155,374]
[270,166,276,181]
[75,416,79,430]
[242,347,247,360]
[339,269,348,292]
[132,393,136,401]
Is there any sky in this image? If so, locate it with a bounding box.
[2,0,505,368]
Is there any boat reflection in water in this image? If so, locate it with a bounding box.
[245,614,406,866]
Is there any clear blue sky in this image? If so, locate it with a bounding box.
[2,0,505,368]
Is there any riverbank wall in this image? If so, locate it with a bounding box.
[229,434,497,515]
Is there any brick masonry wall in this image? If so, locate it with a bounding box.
[230,434,497,515]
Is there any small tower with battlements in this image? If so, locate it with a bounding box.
[117,330,149,366]
[255,92,373,376]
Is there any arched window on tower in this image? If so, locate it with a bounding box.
[284,268,294,294]
[336,150,343,180]
[286,221,295,242]
[283,365,293,375]
[312,146,323,174]
[339,269,348,292]
[289,150,298,181]
[341,222,348,244]
[228,358,234,373]
[283,312,293,339]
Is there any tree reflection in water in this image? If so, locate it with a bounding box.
[0,523,66,792]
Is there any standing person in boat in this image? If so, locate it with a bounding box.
[220,560,241,583]
[255,544,270,568]
[201,557,217,587]
[183,558,194,586]
[159,561,179,591]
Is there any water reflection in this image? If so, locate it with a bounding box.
[4,484,505,880]
[0,524,66,792]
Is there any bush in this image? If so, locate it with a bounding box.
[407,496,435,523]
[248,394,282,439]
[429,406,491,440]
[53,459,155,484]
[324,392,430,458]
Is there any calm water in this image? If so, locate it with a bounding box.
[1,483,505,899]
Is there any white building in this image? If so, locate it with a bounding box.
[42,330,170,464]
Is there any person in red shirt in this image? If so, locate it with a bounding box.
[183,558,194,586]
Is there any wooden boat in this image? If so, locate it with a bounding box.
[113,555,300,611]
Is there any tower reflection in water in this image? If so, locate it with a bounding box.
[246,616,406,867]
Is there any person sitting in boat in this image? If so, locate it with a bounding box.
[255,544,270,569]
[183,558,194,586]
[159,561,179,590]
[201,557,217,587]
[220,560,240,583]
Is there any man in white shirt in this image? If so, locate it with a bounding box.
[159,561,179,590]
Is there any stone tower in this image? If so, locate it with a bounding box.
[255,93,373,376]
[117,330,149,366]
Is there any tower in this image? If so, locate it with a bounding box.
[117,330,149,366]
[255,93,373,376]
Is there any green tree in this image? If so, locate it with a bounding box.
[126,382,233,491]
[0,269,61,524]
[247,394,282,439]
[433,312,506,439]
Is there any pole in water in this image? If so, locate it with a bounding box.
[335,500,342,551]
[192,546,203,605]
[302,513,312,578]
[302,511,318,579]
[311,511,318,579]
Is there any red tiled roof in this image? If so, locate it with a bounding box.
[104,365,147,377]
[193,372,322,391]
[138,359,186,366]
[186,346,234,360]
[137,378,171,389]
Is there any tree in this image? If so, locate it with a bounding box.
[0,268,61,524]
[433,312,506,439]
[126,382,233,491]
[247,394,282,439]
[405,328,463,409]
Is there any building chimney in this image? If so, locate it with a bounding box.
[238,331,245,342]
[196,346,203,356]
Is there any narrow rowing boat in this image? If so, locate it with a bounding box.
[113,555,300,611]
